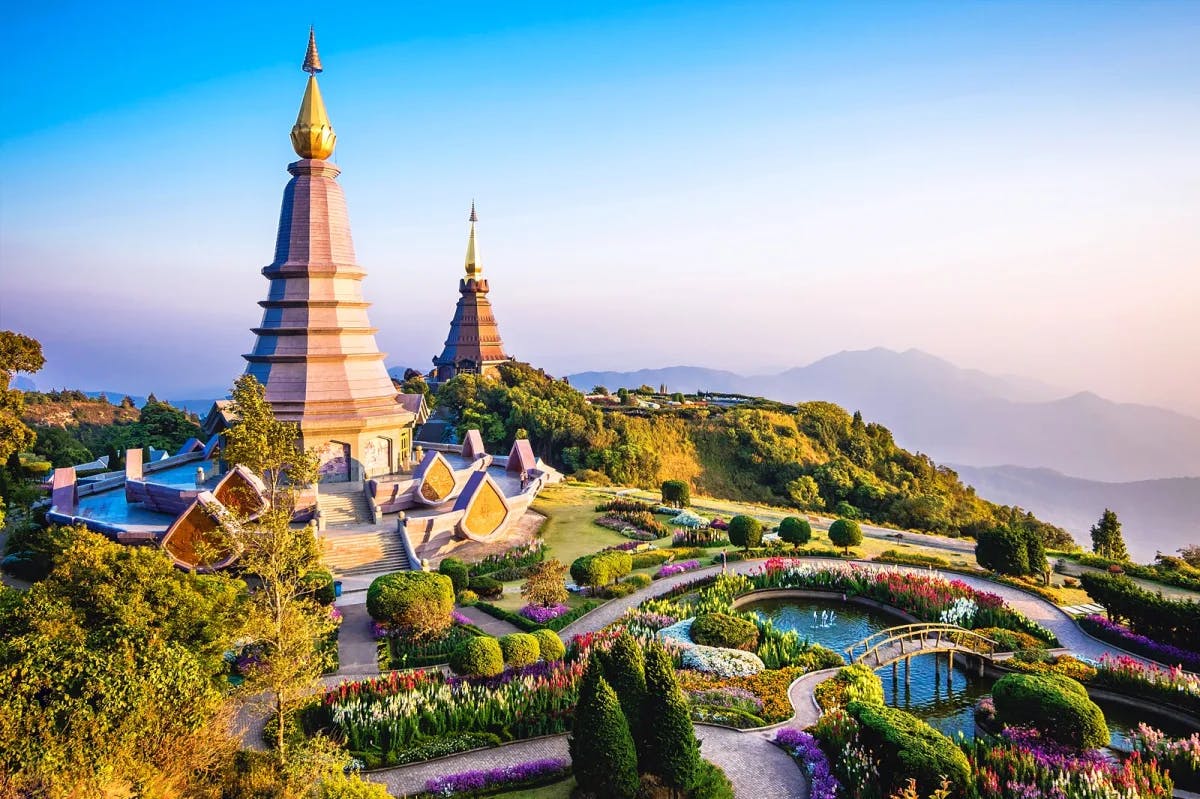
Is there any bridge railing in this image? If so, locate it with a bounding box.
[845,623,1000,666]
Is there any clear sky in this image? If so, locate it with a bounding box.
[2,1,1198,414]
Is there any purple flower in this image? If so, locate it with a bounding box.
[452,610,472,627]
[774,729,841,799]
[518,604,570,623]
[1081,614,1200,670]
[655,560,701,579]
[423,757,570,794]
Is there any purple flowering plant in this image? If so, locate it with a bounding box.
[655,559,702,579]
[518,603,570,623]
[423,757,570,795]
[1080,614,1200,671]
[774,728,841,799]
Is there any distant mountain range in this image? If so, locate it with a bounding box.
[14,380,217,420]
[949,464,1200,563]
[568,348,1200,483]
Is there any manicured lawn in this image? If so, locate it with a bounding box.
[490,777,575,798]
[531,483,652,565]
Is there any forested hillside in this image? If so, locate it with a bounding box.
[436,363,1070,544]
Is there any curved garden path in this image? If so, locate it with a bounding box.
[365,557,1156,798]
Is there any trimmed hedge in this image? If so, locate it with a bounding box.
[661,479,691,508]
[532,629,565,661]
[727,515,763,551]
[498,633,540,667]
[467,575,503,599]
[690,613,759,651]
[778,517,812,548]
[991,673,1109,749]
[845,700,971,795]
[632,551,672,569]
[300,568,336,605]
[828,519,863,553]
[473,600,600,632]
[381,622,489,669]
[438,558,469,592]
[570,551,633,589]
[449,636,504,677]
[1080,571,1200,650]
[365,572,455,638]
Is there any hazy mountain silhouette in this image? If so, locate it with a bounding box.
[951,464,1200,562]
[568,348,1200,482]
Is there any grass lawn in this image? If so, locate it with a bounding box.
[491,777,575,798]
[531,483,658,565]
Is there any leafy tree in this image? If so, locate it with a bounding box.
[727,515,763,551]
[0,330,44,530]
[215,375,333,769]
[642,640,701,792]
[829,518,863,554]
[520,558,568,608]
[591,385,610,396]
[0,533,242,796]
[136,396,201,451]
[1090,509,1129,561]
[661,479,690,507]
[1178,545,1200,569]
[569,658,639,799]
[778,516,812,549]
[785,475,824,509]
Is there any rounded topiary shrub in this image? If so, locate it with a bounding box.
[778,516,812,549]
[690,612,760,651]
[449,636,504,677]
[991,673,1109,749]
[533,628,566,662]
[468,575,503,599]
[828,518,863,554]
[661,479,691,507]
[456,589,479,606]
[438,557,470,592]
[727,516,763,551]
[498,632,540,667]
[846,700,970,795]
[366,571,454,640]
[300,568,336,605]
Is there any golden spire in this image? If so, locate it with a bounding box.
[464,201,481,278]
[290,28,336,160]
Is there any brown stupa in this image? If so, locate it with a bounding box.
[242,30,416,482]
[432,203,512,382]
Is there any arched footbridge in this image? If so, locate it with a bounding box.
[846,622,1021,675]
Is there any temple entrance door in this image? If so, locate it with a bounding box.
[362,436,392,478]
[318,441,351,483]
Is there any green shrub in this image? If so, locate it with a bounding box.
[300,568,336,605]
[661,479,691,508]
[828,519,863,554]
[690,612,759,651]
[456,589,479,606]
[727,515,763,551]
[365,571,454,640]
[778,516,812,549]
[846,700,971,795]
[690,761,735,799]
[467,575,503,599]
[602,582,639,598]
[632,551,672,569]
[532,628,565,661]
[438,557,469,592]
[314,773,392,799]
[991,673,1108,749]
[571,550,633,589]
[448,636,504,677]
[976,526,1034,576]
[498,632,540,667]
[625,573,652,589]
[814,664,885,710]
[875,549,950,568]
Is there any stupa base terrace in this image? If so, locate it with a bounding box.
[44,430,561,574]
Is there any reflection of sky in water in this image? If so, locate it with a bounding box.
[745,597,1190,748]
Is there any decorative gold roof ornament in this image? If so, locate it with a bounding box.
[290,28,336,159]
[464,201,481,278]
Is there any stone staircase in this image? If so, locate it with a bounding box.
[317,483,373,527]
[320,530,412,575]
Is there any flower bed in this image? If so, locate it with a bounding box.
[377,621,488,670]
[421,757,571,797]
[654,559,702,579]
[1131,724,1200,791]
[1094,653,1200,715]
[673,527,727,547]
[657,618,766,676]
[1079,613,1200,671]
[747,559,1058,644]
[774,729,840,799]
[965,727,1174,798]
[473,600,599,633]
[595,516,658,541]
[518,603,570,624]
[676,665,812,723]
[467,541,544,579]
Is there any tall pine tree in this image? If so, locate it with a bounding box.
[569,658,639,799]
[601,631,648,763]
[642,640,701,794]
[1090,509,1129,561]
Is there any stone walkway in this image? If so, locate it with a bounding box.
[336,603,382,676]
[369,736,569,797]
[455,605,524,637]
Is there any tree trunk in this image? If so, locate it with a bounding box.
[276,693,286,766]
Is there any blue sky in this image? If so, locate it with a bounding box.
[2,1,1198,413]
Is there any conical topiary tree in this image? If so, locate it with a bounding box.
[642,640,701,793]
[569,664,639,799]
[601,631,647,760]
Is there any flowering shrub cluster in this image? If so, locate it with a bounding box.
[964,727,1174,799]
[658,618,766,676]
[655,559,702,579]
[1080,614,1200,671]
[676,665,810,723]
[1130,724,1200,790]
[774,728,841,799]
[1005,651,1097,681]
[422,757,570,796]
[1095,653,1200,714]
[468,540,544,578]
[517,603,570,623]
[673,526,726,547]
[748,560,1057,644]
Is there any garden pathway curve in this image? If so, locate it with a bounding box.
[455,605,524,637]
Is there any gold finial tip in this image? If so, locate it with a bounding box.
[469,201,478,223]
[303,27,323,75]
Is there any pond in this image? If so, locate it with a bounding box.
[742,596,1193,749]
